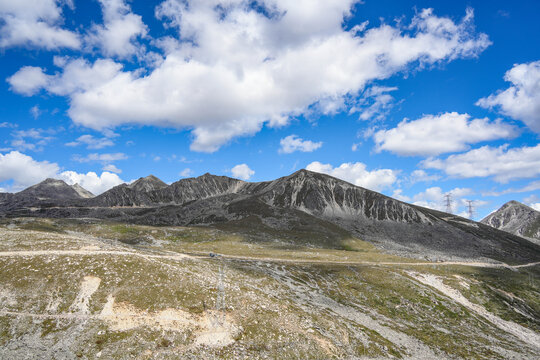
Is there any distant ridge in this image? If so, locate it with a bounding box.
[481,201,540,245]
[128,175,168,192]
[1,170,539,264]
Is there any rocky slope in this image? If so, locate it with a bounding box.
[71,183,94,199]
[1,170,539,264]
[482,201,540,245]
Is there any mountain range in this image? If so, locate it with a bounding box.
[1,170,539,264]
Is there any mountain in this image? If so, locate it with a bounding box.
[71,183,94,199]
[128,175,168,192]
[481,201,540,245]
[0,179,94,211]
[19,178,84,201]
[1,170,539,264]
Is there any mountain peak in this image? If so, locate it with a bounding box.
[128,175,168,192]
[481,200,540,243]
[18,178,86,200]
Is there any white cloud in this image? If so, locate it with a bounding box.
[0,151,59,190]
[477,60,540,133]
[85,0,147,59]
[355,86,398,122]
[482,180,540,196]
[10,139,38,152]
[0,0,80,49]
[0,150,123,194]
[422,144,540,183]
[231,164,254,180]
[66,134,114,149]
[102,164,121,174]
[391,189,411,202]
[10,4,490,152]
[306,161,398,192]
[410,170,440,184]
[373,112,517,156]
[73,152,127,163]
[530,203,540,212]
[59,171,123,195]
[30,105,41,119]
[7,66,50,96]
[10,128,55,152]
[279,135,323,154]
[411,186,473,213]
[179,168,193,177]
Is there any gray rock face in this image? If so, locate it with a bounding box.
[1,171,539,263]
[71,183,94,199]
[481,201,540,244]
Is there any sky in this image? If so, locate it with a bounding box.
[0,0,539,219]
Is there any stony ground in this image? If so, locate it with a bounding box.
[0,218,539,359]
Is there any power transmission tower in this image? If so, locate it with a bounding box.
[444,193,453,214]
[214,255,226,326]
[467,200,475,220]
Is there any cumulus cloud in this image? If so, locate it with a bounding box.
[85,0,147,59]
[422,144,540,183]
[0,0,80,49]
[0,151,124,194]
[0,151,59,190]
[231,164,254,180]
[7,58,123,97]
[279,135,323,154]
[66,134,114,149]
[59,170,123,194]
[10,4,490,152]
[306,161,398,192]
[373,112,517,156]
[7,66,50,96]
[477,60,540,133]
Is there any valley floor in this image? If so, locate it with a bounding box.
[0,218,539,359]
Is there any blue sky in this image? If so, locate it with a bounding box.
[0,0,539,219]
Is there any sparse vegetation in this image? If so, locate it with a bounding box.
[0,218,538,359]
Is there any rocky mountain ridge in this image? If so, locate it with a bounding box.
[1,170,539,264]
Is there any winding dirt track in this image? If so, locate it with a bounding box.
[0,249,538,269]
